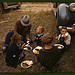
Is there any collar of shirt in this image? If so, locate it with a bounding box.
[16,44,21,49]
[37,33,44,37]
[43,46,54,52]
[60,32,69,37]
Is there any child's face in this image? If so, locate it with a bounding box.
[36,28,41,34]
[60,29,67,35]
[17,39,22,44]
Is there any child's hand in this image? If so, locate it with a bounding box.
[40,37,42,39]
[55,37,58,40]
[21,43,25,49]
[34,36,38,40]
[63,34,67,40]
[27,38,31,42]
[34,36,36,39]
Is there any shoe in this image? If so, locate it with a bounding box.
[2,46,7,54]
[3,46,6,50]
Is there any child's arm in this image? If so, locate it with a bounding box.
[55,36,58,40]
[55,35,60,43]
[64,34,71,45]
[21,43,25,49]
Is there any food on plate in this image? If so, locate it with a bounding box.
[54,44,64,49]
[22,63,29,68]
[35,49,39,51]
[21,60,33,68]
[35,50,39,54]
[33,49,39,54]
[33,46,42,54]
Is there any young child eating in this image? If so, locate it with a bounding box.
[34,26,44,46]
[5,33,25,68]
[36,33,61,71]
[55,27,71,50]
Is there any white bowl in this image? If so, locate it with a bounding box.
[23,44,32,51]
[21,60,33,68]
[54,44,64,49]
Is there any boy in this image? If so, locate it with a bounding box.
[37,33,61,71]
[56,27,71,50]
[34,26,44,46]
[5,33,25,68]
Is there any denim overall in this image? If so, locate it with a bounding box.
[59,34,67,53]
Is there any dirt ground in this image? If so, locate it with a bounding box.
[0,2,75,73]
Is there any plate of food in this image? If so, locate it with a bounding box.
[21,60,33,68]
[23,44,32,51]
[54,44,64,49]
[33,46,42,54]
[33,49,40,54]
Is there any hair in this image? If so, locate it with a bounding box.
[11,33,23,44]
[14,20,31,34]
[37,26,44,33]
[60,26,67,31]
[42,33,53,45]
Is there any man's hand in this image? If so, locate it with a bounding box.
[21,43,25,49]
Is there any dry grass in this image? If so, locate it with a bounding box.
[0,9,57,49]
[0,8,57,73]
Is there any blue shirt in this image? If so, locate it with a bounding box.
[43,46,54,52]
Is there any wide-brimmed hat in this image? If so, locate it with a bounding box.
[21,15,31,26]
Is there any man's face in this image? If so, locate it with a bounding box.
[60,29,67,35]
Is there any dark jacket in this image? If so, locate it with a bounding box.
[15,20,31,42]
[5,43,23,68]
[34,33,44,46]
[37,46,61,71]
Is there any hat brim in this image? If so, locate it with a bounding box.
[20,19,31,26]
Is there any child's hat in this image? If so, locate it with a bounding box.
[21,15,31,26]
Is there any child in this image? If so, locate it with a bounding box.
[56,27,71,50]
[5,33,25,68]
[36,33,61,71]
[34,26,44,46]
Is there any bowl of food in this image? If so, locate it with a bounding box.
[23,44,32,51]
[54,44,64,49]
[33,46,42,54]
[33,49,39,54]
[21,60,33,68]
